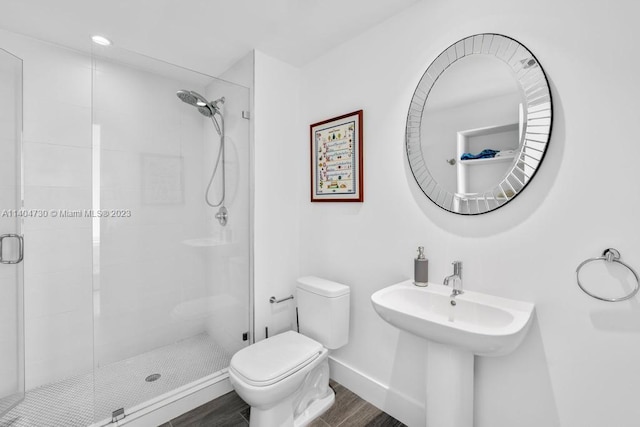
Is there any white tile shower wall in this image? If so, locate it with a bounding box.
[92,56,212,367]
[297,1,640,426]
[203,62,251,355]
[0,29,94,389]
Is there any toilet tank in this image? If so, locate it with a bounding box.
[296,276,350,350]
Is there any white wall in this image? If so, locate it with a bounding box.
[253,51,303,341]
[296,1,640,426]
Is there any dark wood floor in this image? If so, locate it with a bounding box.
[160,380,406,427]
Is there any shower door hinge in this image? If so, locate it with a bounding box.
[242,331,249,341]
[112,408,125,423]
[242,111,251,120]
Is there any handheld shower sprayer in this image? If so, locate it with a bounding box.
[176,89,228,225]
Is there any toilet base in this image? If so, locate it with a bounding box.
[246,356,334,427]
[294,389,334,427]
[249,398,295,427]
[249,388,335,427]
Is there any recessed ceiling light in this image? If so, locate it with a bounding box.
[92,35,112,46]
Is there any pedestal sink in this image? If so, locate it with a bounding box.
[371,280,534,427]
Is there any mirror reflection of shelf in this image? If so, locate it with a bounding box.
[458,152,516,165]
[456,121,521,195]
[453,189,514,213]
[454,192,512,201]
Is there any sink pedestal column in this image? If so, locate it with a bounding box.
[425,340,473,427]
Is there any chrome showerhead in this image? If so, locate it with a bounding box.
[176,90,198,106]
[211,96,225,110]
[176,90,209,108]
[198,97,225,117]
[198,105,214,117]
[177,90,225,119]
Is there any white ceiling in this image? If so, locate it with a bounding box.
[0,0,421,76]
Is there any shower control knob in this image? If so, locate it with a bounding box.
[215,206,228,226]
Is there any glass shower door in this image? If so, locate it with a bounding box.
[0,48,24,417]
[91,44,251,424]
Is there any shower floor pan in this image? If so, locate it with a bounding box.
[0,333,231,427]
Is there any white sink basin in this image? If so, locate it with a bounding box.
[371,280,534,356]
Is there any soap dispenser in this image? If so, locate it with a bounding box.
[414,246,428,287]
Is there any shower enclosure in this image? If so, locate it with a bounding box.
[0,32,251,427]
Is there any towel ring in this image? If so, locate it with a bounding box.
[576,248,640,302]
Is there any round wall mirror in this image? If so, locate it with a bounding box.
[406,34,552,215]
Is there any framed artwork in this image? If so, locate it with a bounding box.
[310,110,363,202]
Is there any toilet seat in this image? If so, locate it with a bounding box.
[230,331,323,387]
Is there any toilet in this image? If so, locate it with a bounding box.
[229,276,350,427]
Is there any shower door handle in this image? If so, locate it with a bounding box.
[0,234,24,264]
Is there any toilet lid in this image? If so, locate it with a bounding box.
[230,331,323,386]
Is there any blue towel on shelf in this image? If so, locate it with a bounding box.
[460,149,500,161]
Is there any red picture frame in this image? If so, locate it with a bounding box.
[310,110,363,202]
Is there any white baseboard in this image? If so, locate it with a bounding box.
[328,356,424,427]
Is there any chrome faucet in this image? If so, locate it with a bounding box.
[443,261,463,297]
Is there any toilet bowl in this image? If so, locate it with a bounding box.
[229,331,333,426]
[229,276,350,427]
